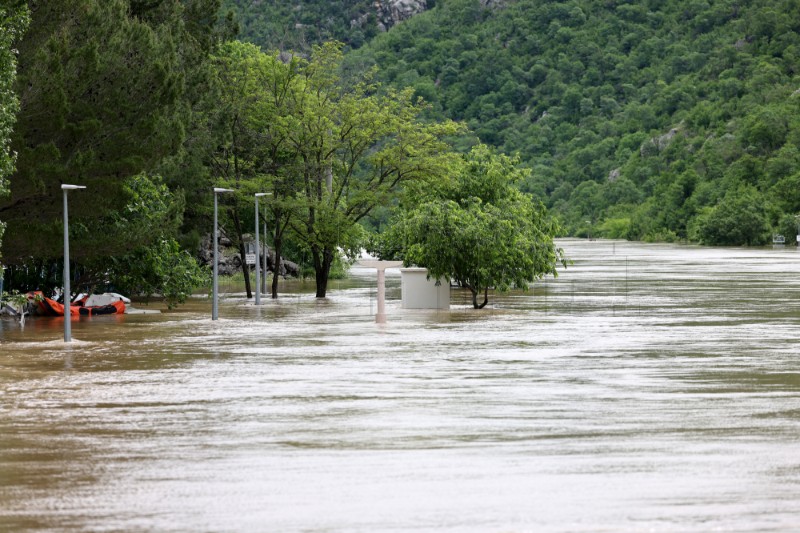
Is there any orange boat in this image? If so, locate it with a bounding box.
[30,291,126,316]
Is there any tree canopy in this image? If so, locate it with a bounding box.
[0,1,28,263]
[0,0,221,300]
[2,0,221,262]
[375,145,565,308]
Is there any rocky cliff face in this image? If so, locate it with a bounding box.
[349,0,428,33]
[373,0,427,31]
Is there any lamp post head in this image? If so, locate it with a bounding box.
[213,187,234,193]
[61,184,86,190]
[255,192,272,197]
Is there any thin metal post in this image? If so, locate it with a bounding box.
[212,188,234,320]
[213,191,219,320]
[254,195,260,306]
[61,184,85,342]
[254,193,271,304]
[63,190,70,341]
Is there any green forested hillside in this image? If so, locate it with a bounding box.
[341,0,800,244]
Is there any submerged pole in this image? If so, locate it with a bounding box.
[61,184,86,342]
[212,187,234,320]
[254,193,271,305]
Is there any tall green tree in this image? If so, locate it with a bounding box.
[376,145,565,309]
[206,40,307,299]
[0,1,28,262]
[0,0,219,296]
[281,43,463,297]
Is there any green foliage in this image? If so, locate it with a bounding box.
[0,1,28,262]
[108,238,209,309]
[1,0,220,264]
[78,174,208,305]
[598,217,632,240]
[1,289,29,315]
[376,145,565,308]
[697,186,771,246]
[262,42,464,297]
[329,0,800,246]
[0,0,219,305]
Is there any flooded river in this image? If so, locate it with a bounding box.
[2,239,800,532]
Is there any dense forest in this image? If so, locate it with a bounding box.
[232,0,800,245]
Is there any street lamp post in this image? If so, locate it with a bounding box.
[254,193,271,305]
[213,187,234,320]
[62,184,86,342]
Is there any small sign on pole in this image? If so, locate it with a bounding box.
[246,253,256,265]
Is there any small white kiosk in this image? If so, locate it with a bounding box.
[400,267,450,310]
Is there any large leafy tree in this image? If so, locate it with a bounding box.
[205,41,309,300]
[0,0,219,297]
[0,1,28,263]
[376,145,566,309]
[281,43,463,297]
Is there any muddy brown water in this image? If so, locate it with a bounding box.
[2,239,800,532]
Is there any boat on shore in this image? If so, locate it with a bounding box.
[29,291,127,317]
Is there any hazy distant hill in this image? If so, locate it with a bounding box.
[226,0,800,244]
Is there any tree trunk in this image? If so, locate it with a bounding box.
[470,286,489,309]
[231,208,252,299]
[312,245,334,298]
[271,234,282,299]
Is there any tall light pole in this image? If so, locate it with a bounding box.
[213,187,234,320]
[254,192,271,305]
[62,184,86,342]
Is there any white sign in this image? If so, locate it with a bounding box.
[246,253,256,265]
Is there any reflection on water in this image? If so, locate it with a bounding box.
[3,239,800,531]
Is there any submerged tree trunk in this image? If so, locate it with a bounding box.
[271,234,282,299]
[230,208,252,299]
[312,245,334,298]
[470,285,489,309]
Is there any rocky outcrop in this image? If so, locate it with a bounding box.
[640,125,683,157]
[480,0,507,7]
[350,0,427,32]
[199,233,299,277]
[376,0,427,29]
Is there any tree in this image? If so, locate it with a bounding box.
[100,174,209,308]
[697,186,771,246]
[205,41,307,300]
[0,0,219,299]
[1,0,219,261]
[0,1,28,262]
[376,145,566,309]
[280,43,463,298]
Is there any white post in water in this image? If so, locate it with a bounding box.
[212,187,234,320]
[254,193,271,305]
[61,184,86,342]
[358,260,403,323]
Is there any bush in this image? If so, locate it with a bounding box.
[697,187,770,246]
